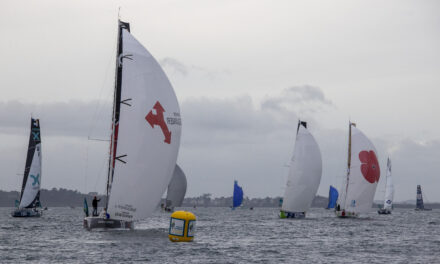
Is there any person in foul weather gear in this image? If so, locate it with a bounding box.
[92,196,101,216]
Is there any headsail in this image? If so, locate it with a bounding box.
[281,121,322,214]
[416,185,424,210]
[383,158,394,210]
[340,123,380,214]
[107,21,182,221]
[19,118,42,209]
[233,181,243,208]
[165,164,187,209]
[327,185,339,209]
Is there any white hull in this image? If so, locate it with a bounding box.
[83,216,133,230]
[335,210,358,218]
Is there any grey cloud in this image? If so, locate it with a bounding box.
[0,100,111,139]
[262,85,334,115]
[159,57,188,76]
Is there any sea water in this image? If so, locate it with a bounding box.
[0,207,439,263]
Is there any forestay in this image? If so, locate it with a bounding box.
[166,165,187,208]
[383,158,394,210]
[108,28,182,221]
[281,124,322,213]
[19,118,42,209]
[342,126,380,213]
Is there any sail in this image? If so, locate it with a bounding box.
[107,21,182,221]
[281,122,322,213]
[327,185,339,209]
[341,125,380,214]
[383,158,394,210]
[19,118,42,209]
[416,185,424,209]
[165,164,187,208]
[233,181,243,208]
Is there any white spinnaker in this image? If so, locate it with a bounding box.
[343,127,380,213]
[166,164,187,208]
[281,125,322,213]
[108,29,182,221]
[19,143,41,208]
[383,158,394,210]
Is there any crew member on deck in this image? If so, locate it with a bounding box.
[92,196,101,216]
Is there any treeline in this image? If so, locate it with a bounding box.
[0,188,106,207]
[1,188,439,208]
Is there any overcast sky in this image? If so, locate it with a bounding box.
[1,0,439,202]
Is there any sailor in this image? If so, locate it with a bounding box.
[336,204,341,211]
[92,196,100,216]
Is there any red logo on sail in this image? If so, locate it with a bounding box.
[145,101,171,144]
[359,150,380,183]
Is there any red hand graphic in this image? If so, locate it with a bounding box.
[359,150,380,183]
[145,101,172,144]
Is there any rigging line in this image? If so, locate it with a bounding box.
[93,154,109,194]
[87,35,118,139]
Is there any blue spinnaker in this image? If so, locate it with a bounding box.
[83,197,89,217]
[327,185,338,209]
[233,181,243,208]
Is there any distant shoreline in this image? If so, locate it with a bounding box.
[2,188,439,208]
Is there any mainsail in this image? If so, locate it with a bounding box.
[165,164,187,209]
[281,121,322,214]
[416,185,424,210]
[339,123,380,214]
[383,158,394,210]
[19,118,42,209]
[327,185,339,209]
[233,181,243,208]
[106,21,182,222]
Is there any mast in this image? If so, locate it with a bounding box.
[105,20,130,210]
[343,122,354,208]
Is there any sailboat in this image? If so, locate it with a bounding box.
[83,20,182,229]
[378,158,394,214]
[280,121,322,219]
[335,122,380,218]
[164,165,187,212]
[232,181,243,209]
[12,118,43,217]
[415,185,432,211]
[327,185,339,209]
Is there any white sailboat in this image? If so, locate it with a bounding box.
[84,20,182,229]
[280,121,322,218]
[12,118,43,217]
[335,122,380,218]
[378,158,393,214]
[164,164,187,212]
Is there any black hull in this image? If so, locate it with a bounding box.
[415,208,432,211]
[11,208,42,217]
[378,209,391,215]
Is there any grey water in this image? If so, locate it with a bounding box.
[0,207,439,263]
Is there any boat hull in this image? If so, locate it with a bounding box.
[83,217,133,230]
[335,210,358,218]
[377,209,391,214]
[280,211,305,219]
[415,208,432,211]
[11,208,42,217]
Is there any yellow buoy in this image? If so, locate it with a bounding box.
[168,211,196,242]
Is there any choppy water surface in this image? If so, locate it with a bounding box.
[1,207,439,263]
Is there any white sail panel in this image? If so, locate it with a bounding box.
[166,164,187,208]
[343,126,380,213]
[281,125,322,213]
[383,158,394,210]
[19,143,42,208]
[108,29,182,221]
